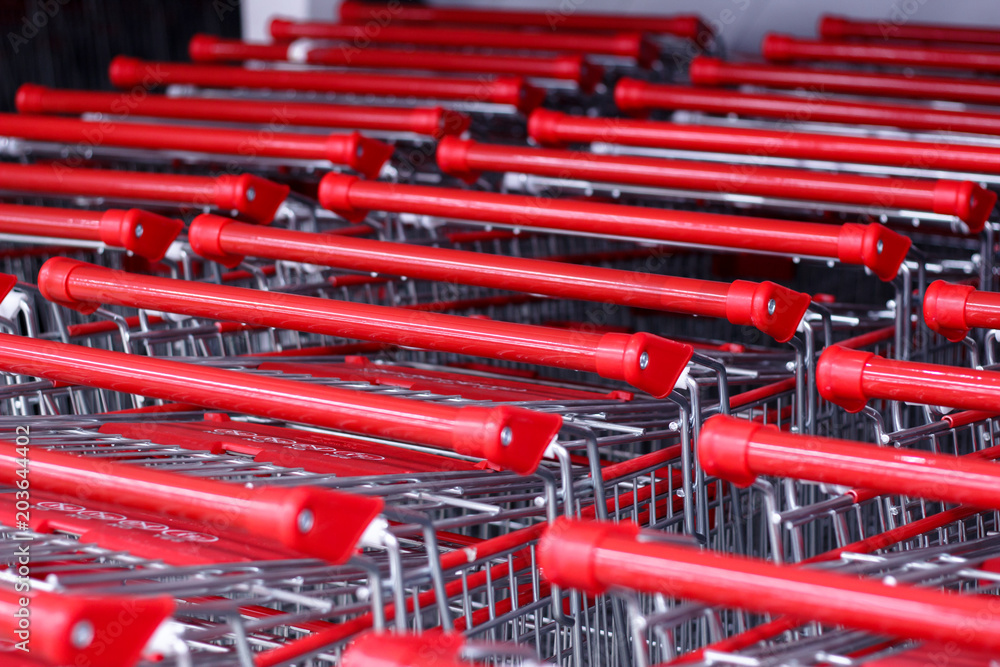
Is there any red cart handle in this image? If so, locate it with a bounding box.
[764,33,1000,74]
[0,440,383,563]
[110,56,545,115]
[268,19,659,67]
[538,518,1000,653]
[16,83,470,139]
[0,330,562,475]
[436,136,995,232]
[612,81,1000,138]
[189,35,604,94]
[0,161,288,225]
[39,258,693,398]
[317,174,910,281]
[338,0,713,46]
[699,414,1000,509]
[532,107,1000,177]
[0,587,174,667]
[821,15,1000,47]
[0,203,181,261]
[690,56,1000,106]
[817,345,1000,413]
[0,111,391,179]
[188,214,810,343]
[342,631,468,667]
[924,280,1000,342]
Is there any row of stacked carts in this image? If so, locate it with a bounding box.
[2,3,1000,666]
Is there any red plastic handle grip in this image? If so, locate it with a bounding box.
[0,328,561,475]
[821,15,1000,47]
[437,136,996,232]
[924,280,1000,342]
[817,345,1000,413]
[317,173,910,281]
[188,214,810,343]
[338,0,712,44]
[0,587,174,667]
[0,161,287,225]
[39,257,693,398]
[341,631,467,667]
[0,112,392,179]
[538,518,1000,653]
[699,414,1000,509]
[690,56,1000,106]
[16,83,470,139]
[189,35,604,93]
[268,18,659,66]
[0,204,182,261]
[110,56,545,114]
[532,107,1000,177]
[0,439,383,563]
[613,81,1000,138]
[764,33,1000,73]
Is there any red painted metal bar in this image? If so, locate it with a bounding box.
[613,80,1000,137]
[0,204,181,261]
[338,0,712,45]
[187,214,810,343]
[0,440,382,563]
[16,84,470,138]
[188,36,604,93]
[0,587,174,667]
[923,280,1000,342]
[341,632,468,667]
[0,329,562,475]
[436,136,996,232]
[38,258,693,398]
[531,108,1000,176]
[0,112,392,179]
[268,19,659,66]
[821,15,1000,47]
[316,173,911,281]
[817,345,1000,413]
[0,160,288,225]
[538,518,1000,654]
[765,34,1000,73]
[109,56,545,114]
[689,56,1000,106]
[699,414,1000,509]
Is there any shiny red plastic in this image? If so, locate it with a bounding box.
[189,35,604,93]
[817,345,1000,413]
[531,107,1000,177]
[38,258,692,398]
[0,329,562,474]
[0,203,181,261]
[538,518,1000,653]
[341,631,467,667]
[268,19,659,66]
[690,56,1000,106]
[0,160,287,224]
[821,15,1000,47]
[16,83,470,138]
[109,56,545,114]
[765,33,1000,73]
[0,111,392,178]
[437,136,995,232]
[317,173,910,281]
[187,214,808,342]
[924,280,1000,342]
[0,587,174,667]
[700,414,1000,509]
[613,81,1000,138]
[338,0,712,44]
[0,440,382,563]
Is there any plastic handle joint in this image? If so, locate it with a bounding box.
[924,280,980,342]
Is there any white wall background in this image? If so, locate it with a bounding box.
[243,0,1000,55]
